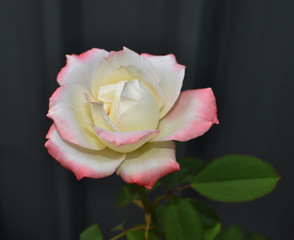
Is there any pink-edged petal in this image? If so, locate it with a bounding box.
[47,84,105,150]
[151,88,219,142]
[93,127,158,146]
[116,141,179,189]
[45,124,126,180]
[58,48,108,91]
[141,53,185,118]
[91,47,163,106]
[91,125,159,153]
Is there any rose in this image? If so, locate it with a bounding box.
[45,47,218,189]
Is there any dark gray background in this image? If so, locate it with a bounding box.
[1,0,293,239]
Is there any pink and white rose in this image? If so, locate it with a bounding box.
[45,47,218,189]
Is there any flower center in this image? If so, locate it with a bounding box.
[97,81,127,115]
[97,79,159,132]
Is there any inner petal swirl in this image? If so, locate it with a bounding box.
[95,78,159,132]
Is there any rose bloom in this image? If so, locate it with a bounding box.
[45,47,218,189]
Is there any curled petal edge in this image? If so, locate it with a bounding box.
[89,124,159,153]
[152,88,219,142]
[117,141,179,189]
[45,125,126,180]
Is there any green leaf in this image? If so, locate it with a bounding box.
[215,225,243,240]
[192,155,280,202]
[162,157,205,187]
[245,233,271,240]
[187,198,221,240]
[152,204,166,234]
[155,204,166,221]
[163,196,203,240]
[80,224,102,240]
[174,141,180,149]
[116,184,140,208]
[111,218,127,232]
[126,231,160,240]
[187,198,220,227]
[204,222,221,240]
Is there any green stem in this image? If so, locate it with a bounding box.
[136,185,152,239]
[151,193,168,211]
[109,231,126,240]
[109,226,145,240]
[136,185,151,213]
[145,213,151,240]
[151,184,191,211]
[172,183,191,193]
